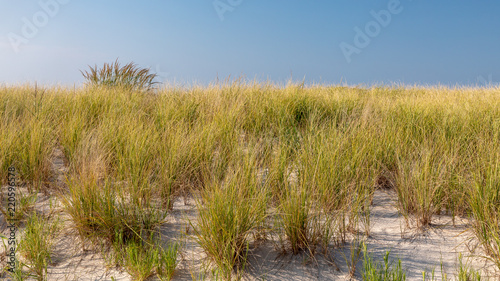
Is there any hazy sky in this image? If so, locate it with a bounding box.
[1,0,499,87]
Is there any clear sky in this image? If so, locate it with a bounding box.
[1,0,499,87]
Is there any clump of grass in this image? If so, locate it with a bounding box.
[112,235,179,281]
[81,59,158,92]
[394,143,458,228]
[61,175,165,247]
[13,119,54,191]
[5,265,27,281]
[156,241,180,281]
[274,178,337,256]
[123,240,158,281]
[101,118,161,204]
[344,237,364,279]
[0,85,59,190]
[192,154,267,280]
[266,141,293,203]
[18,212,59,281]
[62,174,172,280]
[299,124,375,239]
[65,129,109,182]
[0,122,17,186]
[276,184,319,255]
[469,144,500,270]
[262,133,343,255]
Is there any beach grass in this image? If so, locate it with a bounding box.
[1,81,499,279]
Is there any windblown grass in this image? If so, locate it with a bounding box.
[81,59,158,92]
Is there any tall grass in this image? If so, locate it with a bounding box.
[388,103,474,227]
[276,180,323,255]
[0,84,59,190]
[469,139,500,269]
[395,143,457,228]
[2,82,500,277]
[61,175,166,246]
[299,122,375,235]
[192,149,268,280]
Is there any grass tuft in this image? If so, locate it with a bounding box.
[362,243,406,281]
[192,152,267,280]
[18,212,59,281]
[81,59,158,92]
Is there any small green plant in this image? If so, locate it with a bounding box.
[422,255,485,281]
[123,241,157,281]
[422,261,448,281]
[111,233,179,281]
[456,254,483,281]
[156,241,180,281]
[18,213,59,281]
[362,243,406,281]
[81,59,159,92]
[344,237,364,279]
[6,263,28,281]
[422,268,439,281]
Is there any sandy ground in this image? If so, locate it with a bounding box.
[0,148,498,280]
[156,191,498,281]
[363,191,497,280]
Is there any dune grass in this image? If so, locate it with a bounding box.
[17,212,59,281]
[191,148,268,279]
[0,82,499,279]
[81,59,159,92]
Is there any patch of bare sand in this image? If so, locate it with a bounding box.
[45,231,130,281]
[160,190,498,281]
[364,190,497,280]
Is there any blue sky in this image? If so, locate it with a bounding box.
[1,0,499,87]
